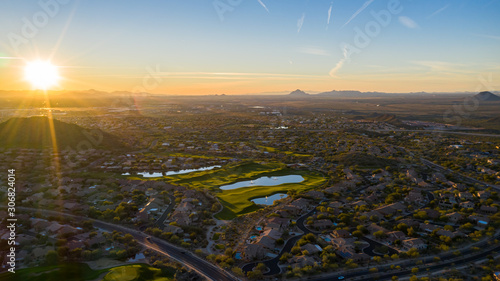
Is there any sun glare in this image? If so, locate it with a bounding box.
[24,60,60,90]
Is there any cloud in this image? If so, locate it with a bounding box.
[411,61,472,74]
[329,45,350,77]
[427,4,450,19]
[473,33,500,40]
[298,46,331,56]
[398,16,419,29]
[297,13,305,33]
[256,0,269,13]
[341,0,374,29]
[0,57,21,60]
[326,2,333,30]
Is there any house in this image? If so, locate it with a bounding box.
[480,205,498,214]
[422,208,441,219]
[330,238,356,250]
[163,224,184,235]
[405,191,425,205]
[367,223,389,234]
[397,219,420,229]
[436,230,456,239]
[266,217,290,231]
[402,238,427,251]
[289,198,311,211]
[243,244,265,260]
[469,215,490,227]
[459,201,474,209]
[279,205,301,217]
[446,212,463,223]
[458,192,474,201]
[477,191,491,199]
[46,222,64,234]
[313,219,333,229]
[261,229,282,240]
[387,231,406,243]
[301,243,322,255]
[331,229,351,238]
[288,255,316,268]
[419,223,440,233]
[254,235,276,250]
[336,247,370,262]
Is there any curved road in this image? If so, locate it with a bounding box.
[12,206,237,281]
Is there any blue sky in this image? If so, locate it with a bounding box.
[1,0,499,94]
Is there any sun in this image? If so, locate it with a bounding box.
[24,60,60,90]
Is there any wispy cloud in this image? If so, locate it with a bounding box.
[473,33,500,40]
[329,45,350,77]
[398,16,419,29]
[298,46,331,56]
[256,0,269,13]
[297,13,305,33]
[341,0,374,29]
[427,4,450,19]
[411,61,472,75]
[152,72,327,81]
[326,2,333,30]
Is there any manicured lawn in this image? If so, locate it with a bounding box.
[216,170,325,219]
[103,264,173,281]
[0,263,174,281]
[165,161,326,220]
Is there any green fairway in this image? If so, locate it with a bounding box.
[103,264,173,281]
[0,263,173,281]
[165,161,326,219]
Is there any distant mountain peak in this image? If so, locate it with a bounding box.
[289,89,309,96]
[474,91,500,101]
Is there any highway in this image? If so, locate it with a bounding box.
[12,206,237,281]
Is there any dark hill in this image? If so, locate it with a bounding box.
[474,91,500,101]
[0,116,126,150]
[289,89,310,96]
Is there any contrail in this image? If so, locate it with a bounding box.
[326,2,333,29]
[257,0,269,13]
[341,0,374,29]
[297,13,305,33]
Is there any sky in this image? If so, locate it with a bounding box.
[0,0,499,95]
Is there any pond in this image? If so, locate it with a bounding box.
[251,193,288,205]
[122,165,221,177]
[219,175,304,190]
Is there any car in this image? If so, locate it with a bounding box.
[338,276,345,280]
[145,236,152,242]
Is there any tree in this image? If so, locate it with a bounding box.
[411,267,419,274]
[374,230,387,239]
[255,263,267,272]
[45,250,58,265]
[231,267,244,277]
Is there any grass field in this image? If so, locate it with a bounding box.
[0,263,174,281]
[165,161,326,219]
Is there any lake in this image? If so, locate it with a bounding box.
[251,193,288,205]
[219,175,304,190]
[122,165,221,177]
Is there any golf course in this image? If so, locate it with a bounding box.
[165,162,326,219]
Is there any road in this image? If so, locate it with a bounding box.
[375,129,500,138]
[153,194,176,228]
[361,236,398,256]
[12,206,237,281]
[421,158,500,191]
